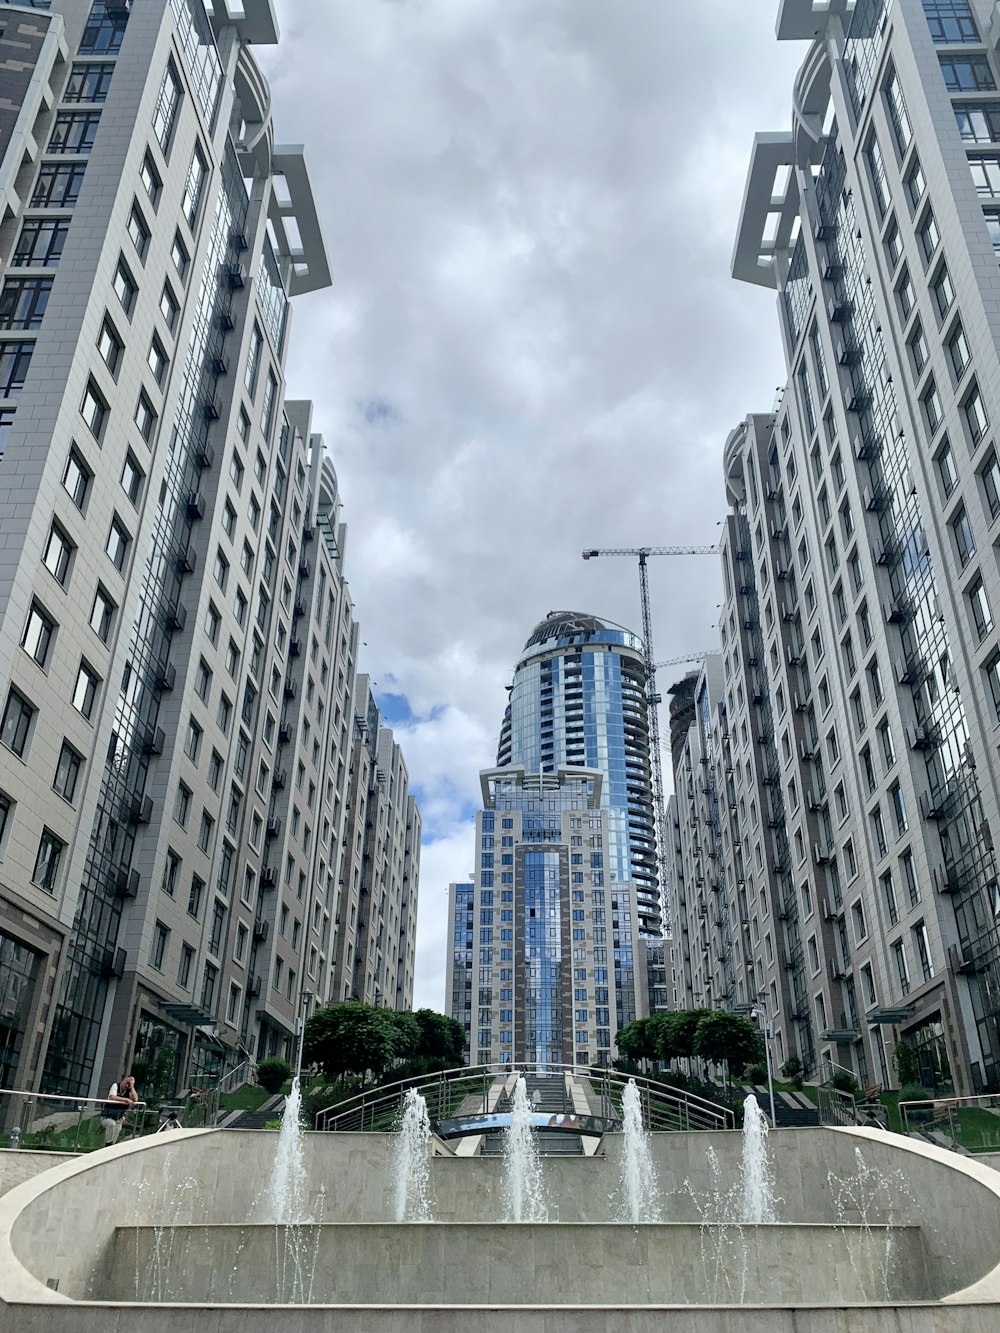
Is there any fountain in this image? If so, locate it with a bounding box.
[740,1092,776,1224]
[267,1077,307,1224]
[393,1088,433,1222]
[502,1075,547,1222]
[619,1078,661,1222]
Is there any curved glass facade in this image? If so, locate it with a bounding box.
[497,611,660,935]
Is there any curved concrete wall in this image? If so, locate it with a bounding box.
[0,1125,999,1327]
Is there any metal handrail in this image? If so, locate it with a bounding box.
[315,1062,734,1133]
[216,1058,258,1095]
[900,1092,1000,1145]
[0,1085,153,1153]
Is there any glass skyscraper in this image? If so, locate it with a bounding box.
[497,611,660,936]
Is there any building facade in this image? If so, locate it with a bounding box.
[446,765,646,1069]
[0,0,419,1099]
[671,0,1000,1094]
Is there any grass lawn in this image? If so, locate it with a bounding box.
[219,1085,271,1113]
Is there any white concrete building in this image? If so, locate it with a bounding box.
[0,0,419,1098]
[671,0,1000,1095]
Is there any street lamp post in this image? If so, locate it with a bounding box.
[295,989,313,1084]
[753,996,777,1128]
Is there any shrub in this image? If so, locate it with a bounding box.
[745,1063,768,1085]
[781,1055,804,1089]
[830,1068,860,1097]
[257,1056,292,1094]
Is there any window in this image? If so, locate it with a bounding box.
[106,515,130,571]
[0,343,30,405]
[140,151,162,205]
[201,963,218,1013]
[217,693,232,735]
[151,921,169,971]
[32,829,64,893]
[195,657,212,701]
[81,4,128,53]
[851,899,868,943]
[226,639,240,677]
[174,782,191,828]
[1,690,33,757]
[90,585,115,642]
[884,218,903,271]
[171,232,189,280]
[969,157,1000,198]
[230,451,244,491]
[178,943,194,989]
[884,68,912,153]
[159,283,179,332]
[902,850,920,908]
[948,323,971,380]
[199,812,214,856]
[908,321,928,375]
[127,201,150,260]
[238,407,251,442]
[185,717,202,763]
[43,523,74,586]
[981,449,1000,519]
[245,325,262,396]
[922,379,942,434]
[214,548,229,592]
[964,382,989,445]
[32,162,87,210]
[932,265,954,318]
[866,132,890,217]
[73,662,99,719]
[147,335,168,385]
[162,849,181,897]
[13,219,68,268]
[956,103,1000,143]
[897,267,914,318]
[208,749,223,791]
[22,601,55,667]
[872,804,888,859]
[939,54,995,90]
[882,870,898,927]
[879,719,895,769]
[936,439,958,497]
[153,62,182,151]
[182,145,207,227]
[188,874,204,918]
[81,378,108,440]
[121,451,144,505]
[97,316,123,375]
[924,0,979,41]
[261,371,277,438]
[892,939,911,995]
[907,161,926,210]
[113,256,137,316]
[49,110,101,154]
[205,602,220,645]
[131,393,156,446]
[890,781,908,835]
[951,505,976,566]
[66,58,116,102]
[0,276,52,329]
[969,576,993,639]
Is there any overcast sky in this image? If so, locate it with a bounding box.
[259,1,804,1011]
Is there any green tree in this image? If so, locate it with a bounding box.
[413,1008,466,1069]
[385,1009,421,1065]
[616,1017,657,1064]
[302,1004,402,1081]
[665,1008,710,1060]
[693,1011,764,1079]
[257,1056,291,1094]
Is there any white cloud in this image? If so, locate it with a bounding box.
[259,1,804,1008]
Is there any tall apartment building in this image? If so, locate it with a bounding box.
[331,672,420,1011]
[670,0,1000,1095]
[0,0,419,1099]
[447,610,660,1067]
[446,765,645,1069]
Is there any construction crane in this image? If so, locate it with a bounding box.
[581,546,719,938]
[654,652,716,669]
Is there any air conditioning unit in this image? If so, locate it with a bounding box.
[821,897,836,921]
[265,816,281,839]
[195,442,215,469]
[125,795,153,825]
[837,338,858,367]
[186,492,206,521]
[786,645,804,666]
[906,723,934,751]
[931,863,958,894]
[919,791,945,821]
[827,958,848,982]
[770,520,787,540]
[828,296,850,323]
[271,770,288,791]
[806,788,824,812]
[248,976,262,999]
[853,432,876,461]
[97,947,127,979]
[227,263,247,290]
[154,662,176,692]
[815,221,835,242]
[253,920,269,942]
[765,487,782,503]
[163,601,186,633]
[775,565,791,581]
[176,546,197,574]
[822,258,841,282]
[847,391,871,413]
[793,691,809,712]
[140,726,165,756]
[882,597,911,624]
[813,841,834,864]
[202,397,221,421]
[261,867,278,890]
[799,737,816,761]
[862,485,885,512]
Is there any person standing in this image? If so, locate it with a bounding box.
[101,1073,138,1145]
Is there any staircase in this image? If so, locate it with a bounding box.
[737,1085,819,1128]
[480,1073,585,1155]
[221,1093,283,1129]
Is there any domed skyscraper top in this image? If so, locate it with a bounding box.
[497,610,660,938]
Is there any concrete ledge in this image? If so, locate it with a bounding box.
[111,1221,929,1305]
